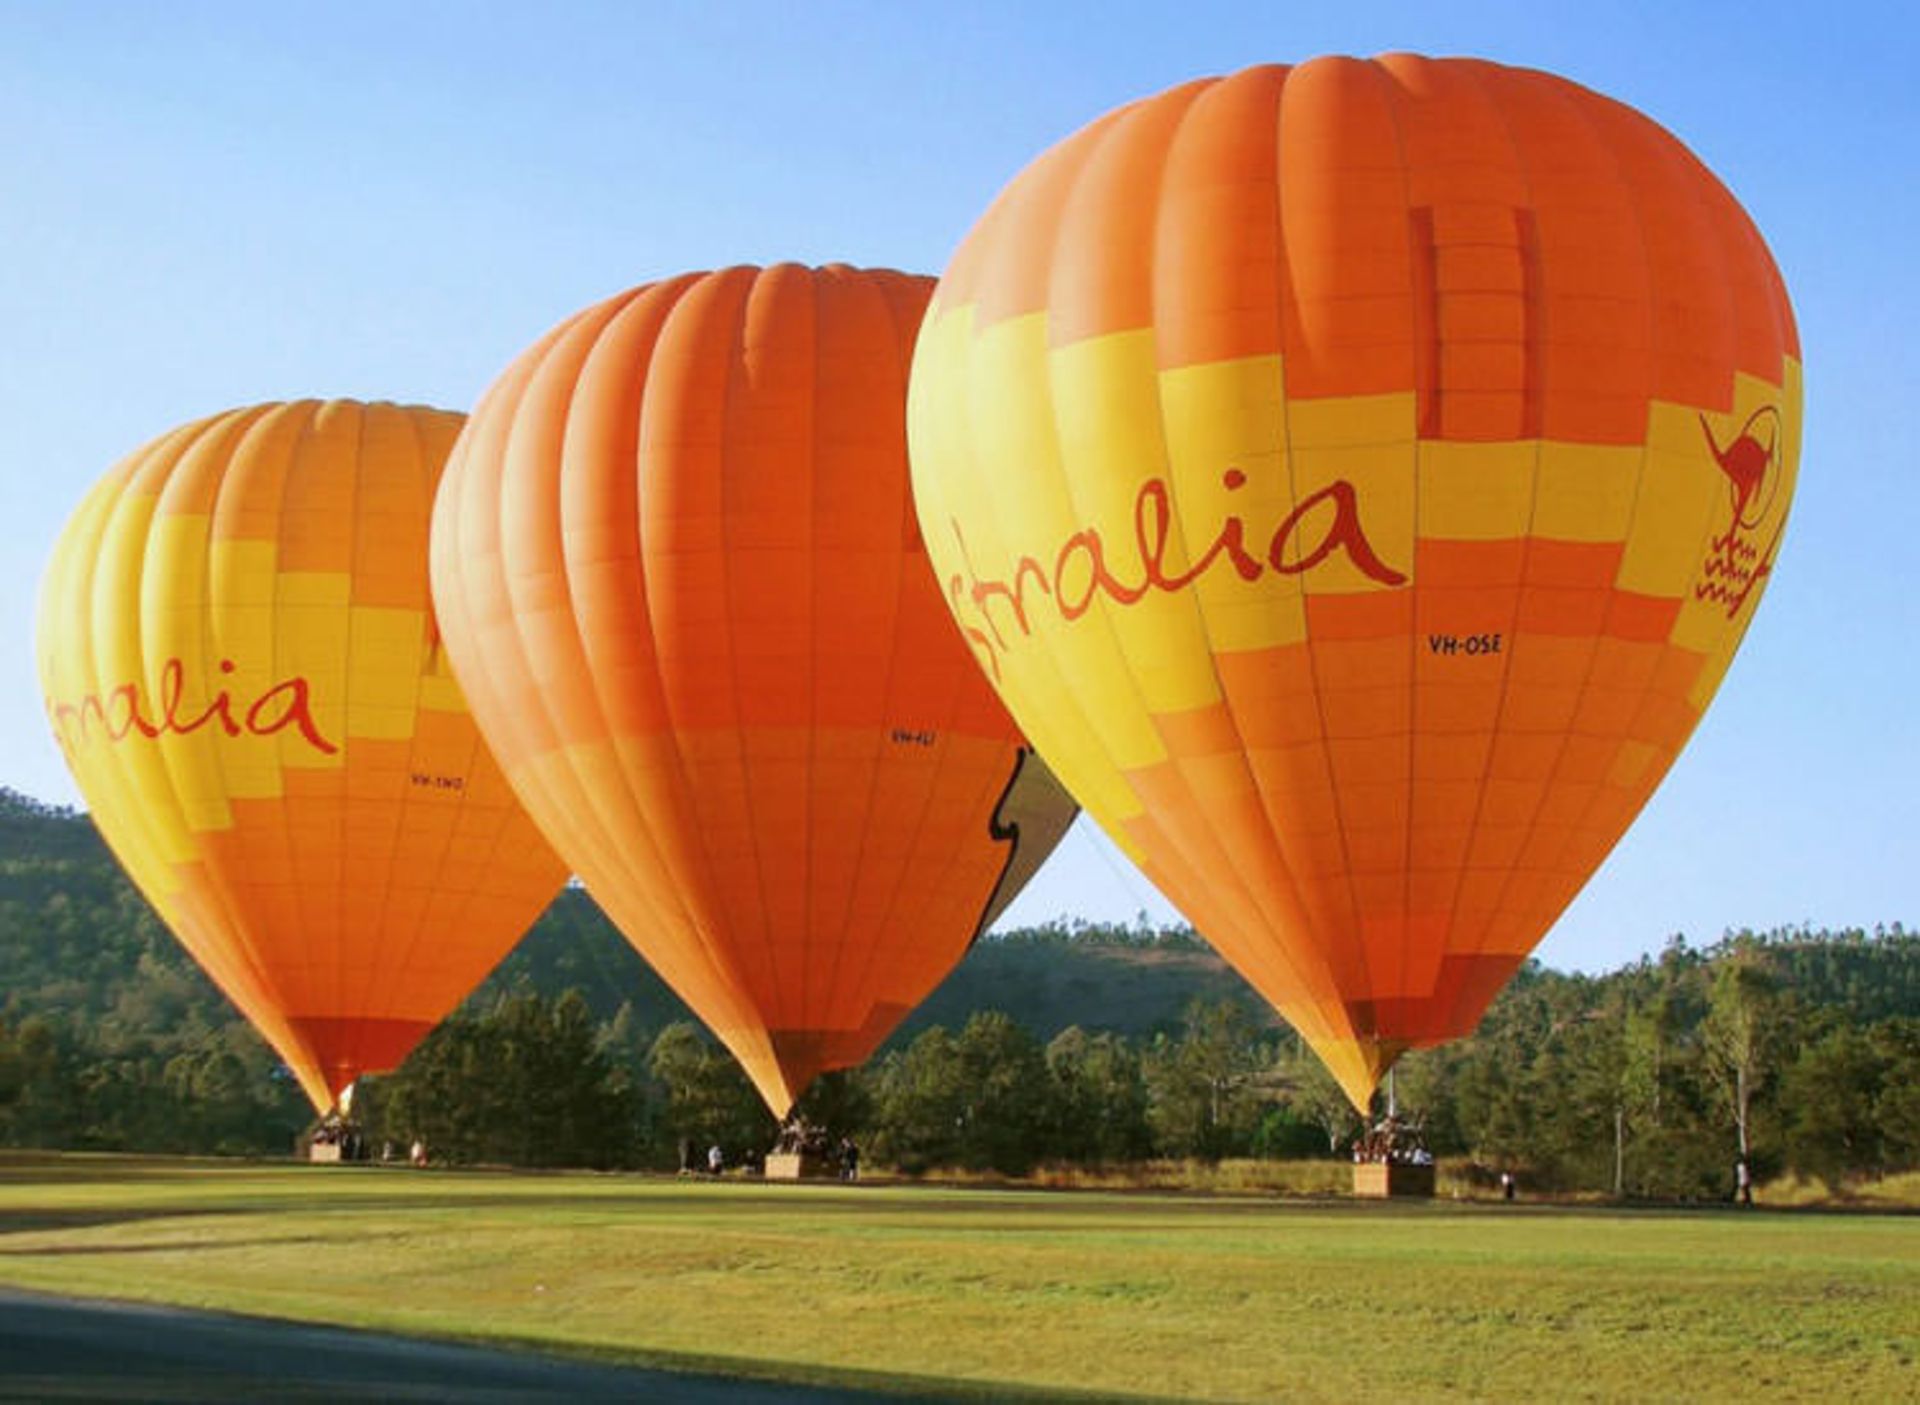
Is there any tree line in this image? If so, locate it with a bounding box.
[331,927,1919,1195]
[2,788,1917,1192]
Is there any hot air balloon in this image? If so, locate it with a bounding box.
[908,56,1800,1108]
[36,400,570,1111]
[430,263,1077,1116]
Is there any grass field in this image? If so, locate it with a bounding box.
[0,1154,1914,1402]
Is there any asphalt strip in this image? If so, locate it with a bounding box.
[0,1287,911,1402]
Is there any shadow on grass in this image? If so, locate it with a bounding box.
[0,1152,298,1184]
[0,1206,240,1236]
[0,1230,335,1256]
[219,1309,1196,1405]
[0,1284,1190,1405]
[533,1347,1188,1404]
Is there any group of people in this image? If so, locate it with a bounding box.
[679,1120,860,1180]
[303,1118,430,1167]
[304,1116,369,1162]
[771,1116,863,1180]
[1350,1113,1433,1167]
[678,1138,738,1175]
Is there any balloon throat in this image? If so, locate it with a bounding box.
[944,471,1407,678]
[47,657,339,757]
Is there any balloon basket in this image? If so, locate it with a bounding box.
[764,1151,834,1181]
[1353,1162,1435,1199]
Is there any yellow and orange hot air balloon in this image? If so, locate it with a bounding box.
[430,263,1076,1116]
[36,401,569,1111]
[908,56,1800,1107]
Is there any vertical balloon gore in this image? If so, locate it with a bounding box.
[430,264,1076,1117]
[36,401,571,1112]
[908,56,1800,1109]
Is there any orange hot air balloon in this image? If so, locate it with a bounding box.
[36,401,570,1111]
[908,56,1800,1108]
[430,263,1077,1116]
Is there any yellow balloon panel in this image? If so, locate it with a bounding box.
[37,401,568,1110]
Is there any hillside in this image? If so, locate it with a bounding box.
[0,786,1256,1046]
[7,785,1918,1047]
[5,783,1918,1192]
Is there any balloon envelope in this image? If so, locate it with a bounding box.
[36,400,569,1110]
[430,263,1076,1116]
[908,56,1800,1107]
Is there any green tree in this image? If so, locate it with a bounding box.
[378,990,641,1168]
[1144,999,1265,1159]
[1702,938,1782,1183]
[1780,1023,1885,1181]
[1870,1019,1920,1169]
[870,1015,1056,1175]
[792,1068,873,1148]
[1280,1046,1361,1155]
[871,1026,967,1173]
[1047,1026,1151,1164]
[1523,1011,1627,1191]
[645,1022,774,1166]
[1621,986,1683,1131]
[953,1012,1055,1175]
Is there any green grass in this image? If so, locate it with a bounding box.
[0,1153,1914,1402]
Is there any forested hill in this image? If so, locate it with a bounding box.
[5,785,1919,1189]
[5,784,1915,1045]
[0,785,1268,1043]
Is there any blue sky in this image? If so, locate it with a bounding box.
[3,2,1914,973]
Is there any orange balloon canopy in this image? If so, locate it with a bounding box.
[907,56,1801,1108]
[430,263,1076,1116]
[36,401,570,1111]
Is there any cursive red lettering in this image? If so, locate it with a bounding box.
[48,658,338,756]
[948,573,1002,681]
[953,521,1047,649]
[1139,471,1266,591]
[156,658,187,729]
[946,470,1407,670]
[245,677,338,755]
[153,657,241,738]
[1267,480,1408,586]
[50,695,108,748]
[1053,528,1146,620]
[106,684,159,741]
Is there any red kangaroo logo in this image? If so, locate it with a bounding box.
[1695,405,1785,619]
[1700,406,1782,538]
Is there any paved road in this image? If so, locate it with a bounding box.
[0,1288,902,1402]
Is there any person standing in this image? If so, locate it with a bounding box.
[707,1143,724,1177]
[1735,1158,1753,1206]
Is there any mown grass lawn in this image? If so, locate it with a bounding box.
[0,1153,1913,1401]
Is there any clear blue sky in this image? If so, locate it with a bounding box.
[3,2,1913,973]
